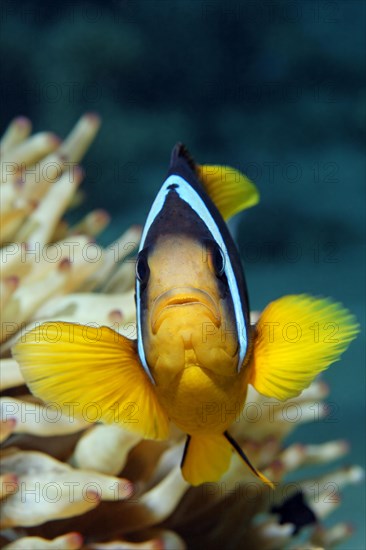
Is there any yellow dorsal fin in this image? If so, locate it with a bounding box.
[250,295,360,401]
[12,322,170,440]
[197,164,259,221]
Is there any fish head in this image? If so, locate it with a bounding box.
[136,145,251,386]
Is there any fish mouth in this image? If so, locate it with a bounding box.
[151,287,221,335]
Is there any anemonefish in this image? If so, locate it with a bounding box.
[13,144,359,486]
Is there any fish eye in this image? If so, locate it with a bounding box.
[136,251,150,284]
[212,244,225,276]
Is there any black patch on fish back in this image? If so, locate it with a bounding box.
[144,189,213,244]
[271,491,317,534]
[168,143,203,190]
[170,143,197,174]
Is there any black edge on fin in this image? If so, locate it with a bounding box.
[224,431,273,487]
[170,143,197,173]
[180,435,191,469]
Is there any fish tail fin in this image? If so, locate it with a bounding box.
[181,433,232,486]
[12,322,170,440]
[250,295,360,401]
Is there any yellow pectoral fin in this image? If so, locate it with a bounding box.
[250,295,360,401]
[181,434,232,486]
[197,164,259,221]
[12,322,170,440]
